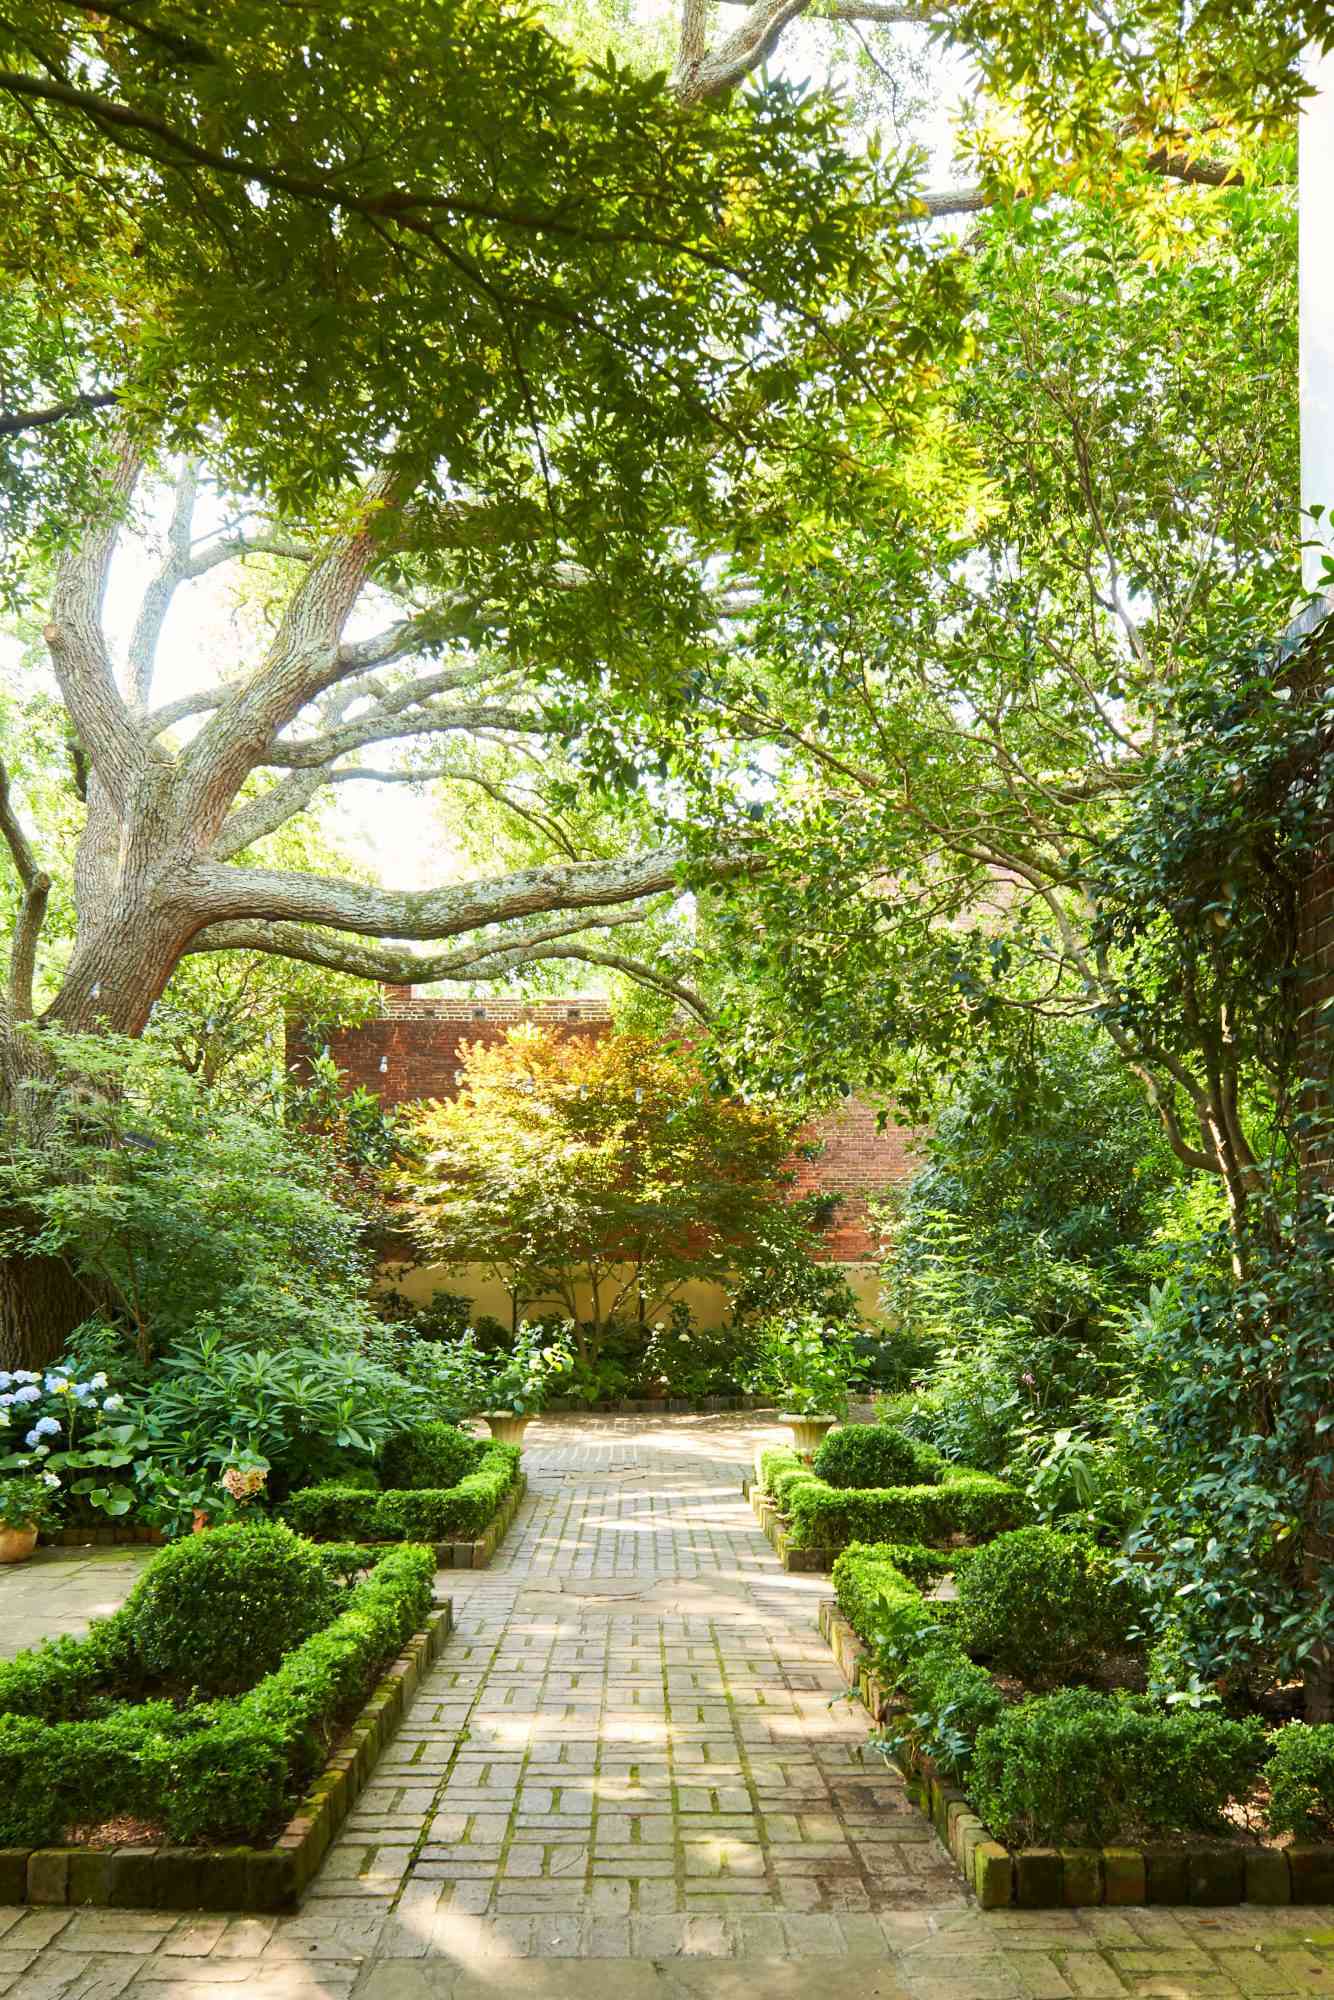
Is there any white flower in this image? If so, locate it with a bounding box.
[12,1371,39,1385]
[88,1373,108,1391]
[102,1394,125,1413]
[42,1472,59,1488]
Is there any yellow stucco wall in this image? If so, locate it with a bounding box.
[377,1260,881,1328]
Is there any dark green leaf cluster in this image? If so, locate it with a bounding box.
[126,1521,339,1697]
[955,1526,1145,1686]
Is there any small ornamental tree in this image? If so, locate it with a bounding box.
[396,1025,820,1361]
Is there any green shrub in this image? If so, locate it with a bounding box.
[813,1424,944,1490]
[896,1637,1006,1778]
[284,1484,382,1541]
[0,1617,140,1721]
[970,1689,1266,1847]
[955,1526,1141,1685]
[1266,1724,1334,1839]
[380,1421,482,1491]
[0,1542,435,1846]
[126,1521,338,1696]
[832,1540,976,1635]
[786,1468,1027,1553]
[284,1444,520,1544]
[373,1445,519,1540]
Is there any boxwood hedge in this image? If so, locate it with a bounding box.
[757,1442,1027,1554]
[284,1441,521,1543]
[0,1539,435,1847]
[830,1538,1268,1844]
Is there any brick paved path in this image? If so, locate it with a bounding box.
[7,1411,1334,1999]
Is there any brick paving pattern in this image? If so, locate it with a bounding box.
[6,1410,1334,1997]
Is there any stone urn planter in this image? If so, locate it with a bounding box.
[784,1414,838,1456]
[482,1412,532,1447]
[0,1526,37,1564]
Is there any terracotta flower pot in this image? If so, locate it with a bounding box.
[482,1412,532,1447]
[783,1413,839,1456]
[0,1525,38,1564]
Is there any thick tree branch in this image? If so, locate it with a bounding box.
[0,759,51,1021]
[173,465,411,840]
[180,847,732,940]
[0,390,118,438]
[127,461,199,706]
[182,906,656,984]
[42,434,149,809]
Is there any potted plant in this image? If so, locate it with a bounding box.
[0,1470,61,1562]
[481,1324,574,1445]
[752,1312,856,1456]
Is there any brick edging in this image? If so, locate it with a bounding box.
[432,1469,526,1567]
[815,1597,1334,1910]
[3,1603,454,1913]
[745,1478,833,1572]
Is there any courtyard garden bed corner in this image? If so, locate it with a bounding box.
[283,1429,525,1567]
[0,1525,452,1910]
[819,1537,1334,1911]
[749,1428,1029,1572]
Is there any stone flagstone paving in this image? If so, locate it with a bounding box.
[5,1409,1334,1997]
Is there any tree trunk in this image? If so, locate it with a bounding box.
[0,1240,94,1371]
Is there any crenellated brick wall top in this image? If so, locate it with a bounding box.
[295,989,917,1259]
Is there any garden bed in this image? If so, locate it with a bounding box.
[820,1541,1334,1910]
[284,1433,525,1568]
[9,1599,451,1912]
[748,1439,1028,1571]
[0,1531,446,1910]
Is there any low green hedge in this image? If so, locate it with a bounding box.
[757,1445,1026,1554]
[1265,1722,1334,1839]
[0,1541,435,1846]
[813,1424,946,1490]
[284,1442,521,1544]
[970,1690,1267,1848]
[831,1538,1268,1842]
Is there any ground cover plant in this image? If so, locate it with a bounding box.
[0,1523,434,1846]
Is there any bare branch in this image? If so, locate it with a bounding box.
[0,389,118,438]
[173,465,411,839]
[182,905,657,984]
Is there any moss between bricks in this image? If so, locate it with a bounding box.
[815,1593,1334,1910]
[9,1603,452,1913]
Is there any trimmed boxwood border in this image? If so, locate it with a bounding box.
[284,1449,526,1568]
[748,1448,1028,1570]
[816,1596,1334,1910]
[0,1600,452,1913]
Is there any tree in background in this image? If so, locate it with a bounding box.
[395,1024,822,1362]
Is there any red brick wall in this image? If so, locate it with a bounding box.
[292,989,919,1259]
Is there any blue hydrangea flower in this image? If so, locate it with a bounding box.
[12,1386,41,1406]
[102,1395,125,1413]
[13,1371,40,1385]
[0,1373,12,1390]
[31,1417,59,1438]
[44,1375,70,1395]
